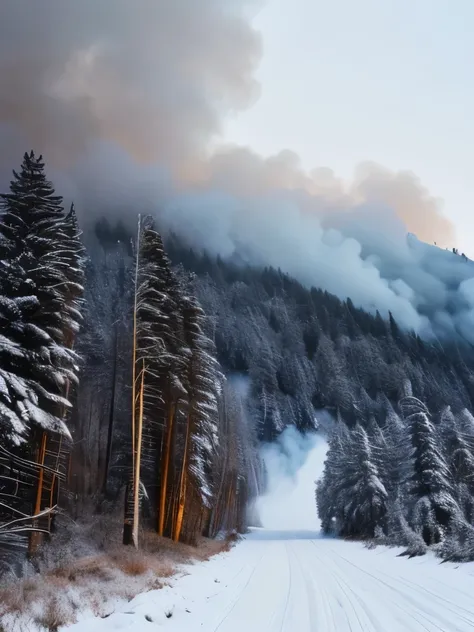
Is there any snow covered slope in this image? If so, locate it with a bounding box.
[67,528,474,632]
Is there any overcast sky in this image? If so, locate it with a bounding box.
[224,0,474,254]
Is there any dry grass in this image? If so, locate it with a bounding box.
[34,598,68,632]
[140,531,232,564]
[49,555,113,582]
[0,527,236,632]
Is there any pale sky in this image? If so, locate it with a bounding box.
[224,0,474,255]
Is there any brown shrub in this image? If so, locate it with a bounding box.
[0,586,23,615]
[193,537,233,560]
[119,557,149,577]
[0,524,237,631]
[34,598,67,632]
[47,555,116,585]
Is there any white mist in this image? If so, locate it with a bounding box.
[255,427,328,532]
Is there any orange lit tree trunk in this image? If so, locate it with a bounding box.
[132,361,145,548]
[158,398,176,536]
[124,215,141,546]
[173,411,193,542]
[28,431,47,555]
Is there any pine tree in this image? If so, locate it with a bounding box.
[125,219,170,546]
[341,424,388,538]
[0,153,83,400]
[317,422,387,538]
[316,422,351,534]
[173,292,221,542]
[123,218,189,545]
[401,396,459,545]
[139,223,187,539]
[380,399,410,498]
[56,203,86,347]
[0,153,84,442]
[0,261,70,444]
[0,153,76,346]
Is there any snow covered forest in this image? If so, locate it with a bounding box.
[0,153,259,572]
[165,238,474,561]
[2,151,474,574]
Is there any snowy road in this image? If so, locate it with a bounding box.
[71,528,474,632]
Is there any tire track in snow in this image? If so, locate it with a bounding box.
[307,539,375,632]
[211,541,272,631]
[326,544,470,632]
[264,542,292,632]
[326,545,447,632]
[65,529,474,632]
[286,541,320,632]
[291,538,348,632]
[310,541,380,632]
[319,542,432,632]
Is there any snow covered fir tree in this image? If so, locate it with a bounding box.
[2,151,474,575]
[166,239,474,561]
[0,153,257,569]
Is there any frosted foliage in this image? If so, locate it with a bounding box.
[0,152,85,442]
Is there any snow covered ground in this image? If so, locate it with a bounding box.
[67,529,474,632]
[66,431,474,632]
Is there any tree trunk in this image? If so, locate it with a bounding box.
[123,215,141,545]
[173,411,192,542]
[158,399,175,536]
[103,324,119,495]
[131,217,141,479]
[28,431,47,556]
[132,362,145,548]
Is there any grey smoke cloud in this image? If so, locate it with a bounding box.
[160,179,474,341]
[0,0,262,167]
[1,0,473,344]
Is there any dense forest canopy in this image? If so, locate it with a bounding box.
[0,154,259,572]
[164,235,474,561]
[2,152,474,570]
[165,235,474,437]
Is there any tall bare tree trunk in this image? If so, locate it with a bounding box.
[132,361,145,548]
[173,412,192,542]
[131,216,141,478]
[158,399,175,536]
[28,431,47,555]
[124,215,141,546]
[103,324,119,495]
[209,399,228,537]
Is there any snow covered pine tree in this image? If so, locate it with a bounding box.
[0,152,84,551]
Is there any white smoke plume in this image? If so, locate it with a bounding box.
[2,1,473,343]
[255,427,327,531]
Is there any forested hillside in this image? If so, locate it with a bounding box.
[166,236,474,436]
[0,154,259,575]
[165,238,474,561]
[2,151,474,574]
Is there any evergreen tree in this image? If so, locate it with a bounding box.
[316,422,350,534]
[124,219,187,545]
[0,153,84,442]
[340,424,388,538]
[56,203,86,347]
[174,292,221,542]
[0,152,75,344]
[0,261,70,444]
[401,396,459,545]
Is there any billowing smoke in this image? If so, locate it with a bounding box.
[160,162,474,340]
[0,0,262,168]
[2,1,473,343]
[255,427,327,531]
